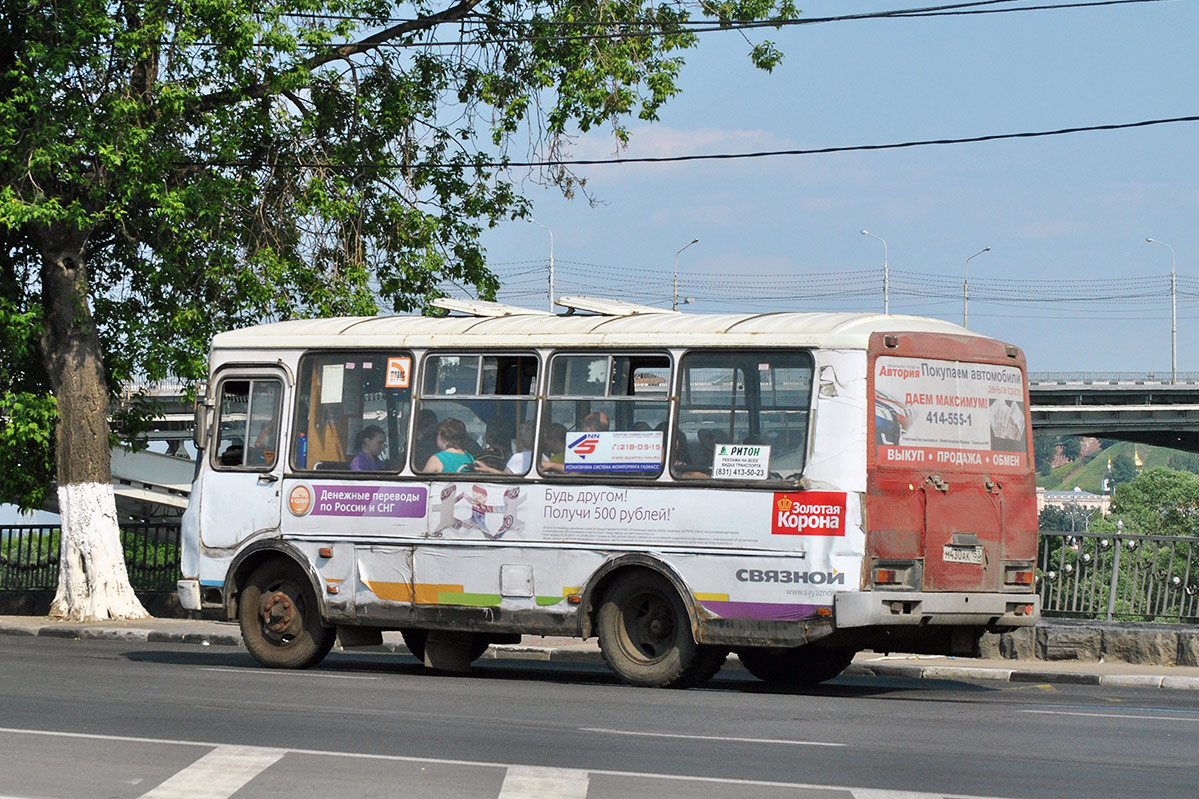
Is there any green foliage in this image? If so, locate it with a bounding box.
[1110,453,1138,486]
[0,294,56,510]
[0,1,795,505]
[1033,434,1055,475]
[1110,467,1199,537]
[1058,436,1082,460]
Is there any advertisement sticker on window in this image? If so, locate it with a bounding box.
[386,356,411,389]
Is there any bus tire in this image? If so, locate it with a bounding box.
[597,572,724,688]
[735,645,856,686]
[401,629,491,665]
[239,559,335,669]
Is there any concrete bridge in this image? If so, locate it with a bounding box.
[1028,372,1199,452]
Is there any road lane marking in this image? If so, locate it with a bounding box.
[580,727,844,747]
[0,726,1018,799]
[138,745,283,798]
[199,667,381,680]
[1023,709,1199,722]
[498,766,589,799]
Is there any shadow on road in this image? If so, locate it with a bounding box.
[120,647,996,698]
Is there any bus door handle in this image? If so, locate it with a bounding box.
[258,472,279,483]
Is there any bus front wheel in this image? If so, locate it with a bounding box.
[735,645,856,686]
[597,572,726,688]
[239,559,335,669]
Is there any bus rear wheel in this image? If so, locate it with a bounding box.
[239,559,335,669]
[735,645,856,686]
[597,572,727,688]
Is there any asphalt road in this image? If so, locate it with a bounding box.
[2,636,1197,799]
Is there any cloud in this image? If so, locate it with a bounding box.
[569,125,792,162]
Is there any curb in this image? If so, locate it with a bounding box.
[5,621,1197,690]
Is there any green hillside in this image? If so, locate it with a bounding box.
[1037,441,1199,492]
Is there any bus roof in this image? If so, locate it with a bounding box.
[211,300,981,352]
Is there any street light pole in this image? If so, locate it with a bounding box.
[1146,237,1177,383]
[673,238,699,311]
[861,230,889,313]
[963,246,991,329]
[529,218,554,312]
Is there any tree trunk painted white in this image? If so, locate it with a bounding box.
[36,222,149,622]
[50,482,149,621]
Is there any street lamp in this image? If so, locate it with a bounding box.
[673,238,699,311]
[860,230,889,313]
[529,218,554,312]
[1146,237,1177,383]
[962,246,991,329]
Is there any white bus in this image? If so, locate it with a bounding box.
[179,296,1039,688]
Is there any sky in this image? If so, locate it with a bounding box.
[469,0,1199,377]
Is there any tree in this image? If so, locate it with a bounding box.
[1110,467,1199,537]
[1,1,796,619]
[1033,435,1055,475]
[1110,453,1138,487]
[1058,436,1082,461]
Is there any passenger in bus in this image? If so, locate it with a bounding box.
[696,429,718,470]
[350,425,387,471]
[412,408,439,468]
[508,420,537,473]
[581,411,609,432]
[471,420,536,475]
[422,418,476,473]
[539,422,568,472]
[475,418,514,470]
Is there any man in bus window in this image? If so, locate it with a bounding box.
[581,411,609,432]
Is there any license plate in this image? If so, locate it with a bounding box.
[943,544,983,564]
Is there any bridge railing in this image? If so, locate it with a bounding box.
[1038,530,1199,622]
[1029,371,1199,384]
[0,523,182,593]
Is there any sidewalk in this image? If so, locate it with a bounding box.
[4,615,1199,690]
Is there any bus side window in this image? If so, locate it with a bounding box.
[292,352,412,473]
[541,353,670,478]
[415,353,538,476]
[214,378,282,470]
[673,351,813,481]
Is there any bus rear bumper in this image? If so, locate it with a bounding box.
[834,591,1039,629]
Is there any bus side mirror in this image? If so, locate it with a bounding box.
[194,382,213,451]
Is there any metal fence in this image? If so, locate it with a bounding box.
[4,524,1198,622]
[1038,530,1199,622]
[0,524,182,592]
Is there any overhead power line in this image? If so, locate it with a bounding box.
[185,114,1199,172]
[487,115,1199,167]
[64,0,1170,51]
[455,263,1199,319]
[268,0,1170,48]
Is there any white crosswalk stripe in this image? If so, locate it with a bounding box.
[138,745,284,799]
[498,765,590,799]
